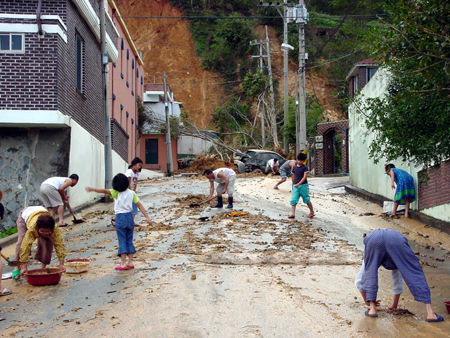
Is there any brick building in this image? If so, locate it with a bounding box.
[0,0,141,228]
[346,58,379,98]
[108,0,144,163]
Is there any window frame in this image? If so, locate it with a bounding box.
[367,67,378,83]
[0,33,25,54]
[75,32,85,94]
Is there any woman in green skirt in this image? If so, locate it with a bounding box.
[385,164,416,218]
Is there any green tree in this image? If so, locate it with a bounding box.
[284,94,325,145]
[212,98,250,135]
[362,0,450,168]
[242,70,267,99]
[190,12,255,80]
[306,94,324,138]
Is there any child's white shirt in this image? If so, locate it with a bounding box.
[109,189,139,214]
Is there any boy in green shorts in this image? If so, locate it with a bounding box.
[288,153,314,219]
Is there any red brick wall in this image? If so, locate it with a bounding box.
[111,118,129,162]
[418,161,450,210]
[0,0,119,144]
[315,120,349,175]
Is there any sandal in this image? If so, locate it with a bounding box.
[307,213,315,218]
[0,287,12,296]
[390,215,399,219]
[288,215,295,219]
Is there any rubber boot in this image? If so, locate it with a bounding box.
[214,196,223,208]
[226,197,233,209]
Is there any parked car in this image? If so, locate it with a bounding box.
[234,149,286,173]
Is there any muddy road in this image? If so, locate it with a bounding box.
[1,174,449,337]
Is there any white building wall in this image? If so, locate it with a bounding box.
[348,68,418,210]
[68,119,127,207]
[178,136,212,156]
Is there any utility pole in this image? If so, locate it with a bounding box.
[282,2,289,154]
[297,1,308,152]
[99,0,112,190]
[163,72,173,176]
[260,2,290,152]
[265,26,277,148]
[259,40,265,146]
[295,72,299,154]
[250,39,266,146]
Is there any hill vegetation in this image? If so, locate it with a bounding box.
[165,0,388,152]
[119,0,390,154]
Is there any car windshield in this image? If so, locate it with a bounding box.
[245,151,257,157]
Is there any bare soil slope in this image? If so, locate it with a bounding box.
[116,0,345,128]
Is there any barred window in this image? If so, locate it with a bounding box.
[75,33,85,93]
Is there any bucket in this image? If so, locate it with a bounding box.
[65,259,90,274]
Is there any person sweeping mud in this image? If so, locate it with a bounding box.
[203,168,236,209]
[360,228,444,322]
[274,159,296,190]
[40,174,79,227]
[86,173,152,270]
[12,206,66,280]
[385,164,415,218]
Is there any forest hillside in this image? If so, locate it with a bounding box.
[115,0,384,141]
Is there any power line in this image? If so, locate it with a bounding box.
[306,48,364,69]
[117,15,282,19]
[116,14,385,20]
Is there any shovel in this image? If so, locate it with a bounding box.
[71,213,84,224]
[188,216,210,221]
[189,195,218,208]
[64,201,84,224]
[1,253,21,267]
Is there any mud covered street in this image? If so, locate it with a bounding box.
[1,175,450,337]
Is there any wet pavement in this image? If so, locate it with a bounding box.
[1,174,449,337]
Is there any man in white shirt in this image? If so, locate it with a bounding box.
[265,158,279,175]
[203,168,236,208]
[40,174,79,226]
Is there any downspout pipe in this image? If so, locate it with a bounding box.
[36,0,43,36]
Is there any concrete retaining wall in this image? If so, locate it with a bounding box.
[0,119,127,230]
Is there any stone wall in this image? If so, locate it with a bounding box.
[0,127,71,229]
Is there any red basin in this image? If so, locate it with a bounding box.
[444,301,450,314]
[26,268,61,286]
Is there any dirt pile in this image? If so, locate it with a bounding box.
[179,155,235,174]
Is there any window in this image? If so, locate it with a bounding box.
[0,33,24,53]
[367,67,378,82]
[75,33,85,93]
[353,75,359,92]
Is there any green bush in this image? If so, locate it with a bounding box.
[0,227,18,239]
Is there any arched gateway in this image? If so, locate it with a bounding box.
[314,120,349,175]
